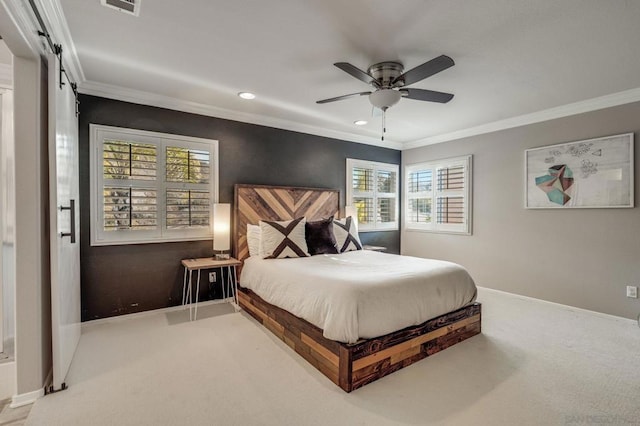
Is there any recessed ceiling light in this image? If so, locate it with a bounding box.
[354,120,368,126]
[238,92,256,100]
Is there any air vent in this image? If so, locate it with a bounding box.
[101,0,140,16]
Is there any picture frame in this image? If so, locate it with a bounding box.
[525,133,634,209]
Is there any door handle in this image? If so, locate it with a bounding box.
[60,199,76,244]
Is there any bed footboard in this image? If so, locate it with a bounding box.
[238,286,481,392]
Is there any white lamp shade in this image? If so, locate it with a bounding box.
[345,205,358,226]
[213,203,231,251]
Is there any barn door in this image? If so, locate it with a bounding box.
[48,52,81,391]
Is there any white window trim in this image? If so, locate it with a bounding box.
[90,124,219,246]
[404,155,472,235]
[346,158,399,232]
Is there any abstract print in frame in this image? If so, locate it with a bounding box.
[525,133,634,208]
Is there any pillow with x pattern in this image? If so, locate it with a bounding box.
[259,217,310,259]
[333,216,362,253]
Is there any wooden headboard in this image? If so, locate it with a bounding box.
[233,184,340,262]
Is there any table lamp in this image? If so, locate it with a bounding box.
[345,205,358,227]
[213,203,230,260]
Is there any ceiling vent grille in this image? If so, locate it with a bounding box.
[101,0,140,16]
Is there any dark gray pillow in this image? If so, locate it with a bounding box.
[305,217,339,255]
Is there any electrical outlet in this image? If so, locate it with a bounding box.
[627,285,638,298]
[209,272,216,283]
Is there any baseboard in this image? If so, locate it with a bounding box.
[477,286,637,324]
[10,388,43,408]
[82,298,236,329]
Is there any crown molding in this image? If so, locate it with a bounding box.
[79,80,403,150]
[80,77,640,153]
[403,87,640,150]
[0,0,84,82]
[0,0,47,58]
[33,0,85,82]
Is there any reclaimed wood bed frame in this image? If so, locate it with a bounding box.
[233,183,481,392]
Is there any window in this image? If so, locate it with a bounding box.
[404,155,472,234]
[90,125,218,245]
[346,159,399,231]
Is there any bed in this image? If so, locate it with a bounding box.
[234,183,481,392]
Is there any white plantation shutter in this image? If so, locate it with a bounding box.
[436,164,465,226]
[91,125,218,245]
[166,146,211,184]
[165,145,212,230]
[346,159,399,231]
[406,169,433,225]
[376,169,396,224]
[351,166,374,226]
[102,140,158,233]
[404,155,472,234]
[166,189,210,229]
[103,187,158,231]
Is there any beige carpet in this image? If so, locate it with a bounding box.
[25,288,640,426]
[0,397,29,426]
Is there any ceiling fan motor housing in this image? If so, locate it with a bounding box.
[367,62,404,88]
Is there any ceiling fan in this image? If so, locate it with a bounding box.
[316,55,455,140]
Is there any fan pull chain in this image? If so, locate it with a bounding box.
[381,108,386,141]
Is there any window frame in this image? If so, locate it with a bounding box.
[346,158,399,232]
[404,155,472,235]
[90,124,219,246]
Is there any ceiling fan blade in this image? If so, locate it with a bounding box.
[316,91,371,104]
[334,62,377,86]
[392,55,455,87]
[400,88,454,103]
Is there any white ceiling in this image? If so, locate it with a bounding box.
[57,0,640,149]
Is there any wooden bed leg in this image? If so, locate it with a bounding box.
[339,346,353,393]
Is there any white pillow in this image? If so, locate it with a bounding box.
[333,216,362,253]
[247,224,261,257]
[259,217,309,259]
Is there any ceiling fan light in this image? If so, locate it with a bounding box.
[369,89,401,110]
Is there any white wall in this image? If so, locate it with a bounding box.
[1,88,15,353]
[0,85,17,402]
[1,4,53,399]
[402,102,640,320]
[12,54,51,396]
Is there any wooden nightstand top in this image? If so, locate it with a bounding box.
[362,245,387,252]
[181,257,241,270]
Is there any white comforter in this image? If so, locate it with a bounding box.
[240,250,477,343]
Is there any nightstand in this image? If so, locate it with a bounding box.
[362,245,387,252]
[181,257,241,320]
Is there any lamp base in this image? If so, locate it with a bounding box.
[215,253,230,260]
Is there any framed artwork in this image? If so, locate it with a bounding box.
[525,133,634,208]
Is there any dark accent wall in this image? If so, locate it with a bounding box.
[79,95,400,321]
